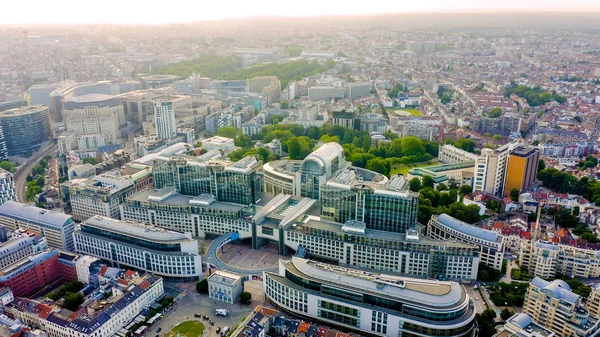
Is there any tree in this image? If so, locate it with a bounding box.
[366,158,391,177]
[488,107,503,118]
[459,185,472,196]
[581,232,599,244]
[422,175,435,189]
[538,159,545,172]
[280,101,289,109]
[239,292,252,305]
[572,206,580,217]
[409,178,421,192]
[454,138,476,153]
[0,161,16,173]
[35,176,45,187]
[196,279,208,294]
[500,308,514,321]
[218,126,238,139]
[83,157,98,165]
[63,292,84,311]
[436,183,448,191]
[510,188,520,202]
[287,136,312,160]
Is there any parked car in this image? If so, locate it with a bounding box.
[210,320,215,326]
[203,315,209,320]
[194,314,201,318]
[157,328,162,333]
[216,327,221,333]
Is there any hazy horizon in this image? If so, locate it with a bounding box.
[2,0,600,25]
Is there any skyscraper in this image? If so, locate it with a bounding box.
[504,146,540,196]
[154,99,176,140]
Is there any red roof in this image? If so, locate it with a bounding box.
[124,270,136,279]
[316,328,328,337]
[298,322,309,334]
[520,231,531,240]
[492,222,504,229]
[99,265,108,276]
[139,280,151,291]
[117,279,129,286]
[36,303,54,320]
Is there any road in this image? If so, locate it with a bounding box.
[465,285,486,314]
[14,142,57,202]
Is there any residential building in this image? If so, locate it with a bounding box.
[586,285,600,319]
[519,240,600,279]
[0,250,62,297]
[208,270,243,304]
[247,76,281,94]
[473,142,518,196]
[61,174,136,221]
[428,214,505,271]
[8,273,164,337]
[358,113,387,133]
[0,202,74,251]
[538,142,594,157]
[523,277,600,337]
[493,313,555,337]
[154,99,177,140]
[0,105,53,156]
[331,110,356,129]
[264,257,476,337]
[262,84,281,105]
[73,216,202,280]
[63,94,124,148]
[504,147,540,197]
[0,170,16,205]
[438,144,479,164]
[0,287,14,307]
[57,131,77,155]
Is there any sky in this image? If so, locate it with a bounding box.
[2,0,599,24]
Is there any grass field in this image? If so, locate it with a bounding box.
[392,108,422,116]
[390,160,438,176]
[167,321,205,337]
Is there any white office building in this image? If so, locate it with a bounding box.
[438,144,479,164]
[208,270,244,304]
[0,201,75,251]
[154,100,177,140]
[73,216,202,280]
[428,214,505,271]
[264,257,476,337]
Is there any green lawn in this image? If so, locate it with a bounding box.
[167,321,205,337]
[392,108,422,116]
[390,160,438,176]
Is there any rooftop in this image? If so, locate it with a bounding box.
[0,105,48,117]
[82,216,193,244]
[127,189,245,213]
[0,201,73,228]
[530,277,579,304]
[434,214,500,243]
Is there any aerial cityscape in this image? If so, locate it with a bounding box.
[1,5,600,337]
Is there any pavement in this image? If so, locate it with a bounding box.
[147,281,271,337]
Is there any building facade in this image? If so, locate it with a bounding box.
[264,257,476,337]
[0,250,62,297]
[208,270,244,304]
[428,214,505,271]
[8,274,164,337]
[504,146,540,197]
[0,105,53,155]
[438,144,479,164]
[519,240,600,279]
[74,216,202,280]
[0,236,36,270]
[61,174,137,221]
[0,201,75,251]
[154,99,177,140]
[0,169,16,205]
[63,94,124,147]
[473,142,518,196]
[523,277,600,337]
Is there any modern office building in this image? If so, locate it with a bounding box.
[493,313,555,337]
[504,146,540,196]
[247,76,281,94]
[0,169,16,205]
[0,201,75,251]
[73,216,202,280]
[8,273,164,337]
[428,214,505,271]
[0,105,53,155]
[264,257,476,337]
[27,84,59,111]
[407,161,475,186]
[523,277,600,337]
[438,144,479,164]
[320,173,418,233]
[63,94,124,148]
[0,235,36,270]
[473,142,518,196]
[61,174,136,221]
[201,136,236,154]
[208,270,244,304]
[0,250,62,297]
[153,155,262,206]
[154,99,177,140]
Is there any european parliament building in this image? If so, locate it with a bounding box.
[119,144,481,282]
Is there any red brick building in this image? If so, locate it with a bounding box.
[0,250,62,297]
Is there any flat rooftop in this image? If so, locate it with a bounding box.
[127,189,245,213]
[82,216,193,244]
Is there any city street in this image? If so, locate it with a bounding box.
[465,285,486,313]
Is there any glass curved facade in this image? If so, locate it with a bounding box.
[0,106,53,155]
